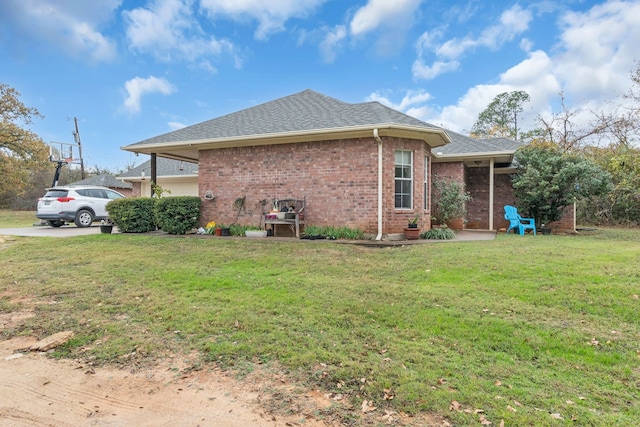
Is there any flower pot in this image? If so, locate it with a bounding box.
[407,223,418,229]
[215,228,222,236]
[100,225,113,234]
[284,213,296,219]
[404,227,420,240]
[221,228,230,236]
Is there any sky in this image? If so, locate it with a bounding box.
[1,0,639,171]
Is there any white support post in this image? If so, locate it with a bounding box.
[489,158,495,231]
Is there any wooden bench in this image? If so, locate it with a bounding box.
[264,197,305,238]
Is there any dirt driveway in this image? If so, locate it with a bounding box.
[0,336,328,427]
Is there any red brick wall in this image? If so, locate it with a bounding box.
[465,168,518,230]
[198,137,432,234]
[113,187,135,197]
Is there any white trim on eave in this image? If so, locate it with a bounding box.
[121,124,451,156]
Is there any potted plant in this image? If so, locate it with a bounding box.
[100,219,114,234]
[404,216,420,240]
[204,221,219,236]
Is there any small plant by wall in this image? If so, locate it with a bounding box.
[421,226,456,240]
[302,225,365,240]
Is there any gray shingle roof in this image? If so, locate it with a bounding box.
[70,174,133,189]
[118,157,198,178]
[125,89,441,148]
[436,131,525,155]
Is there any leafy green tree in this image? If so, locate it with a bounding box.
[471,90,531,140]
[512,145,612,227]
[0,83,50,209]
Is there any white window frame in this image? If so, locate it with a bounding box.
[424,156,429,210]
[394,150,413,209]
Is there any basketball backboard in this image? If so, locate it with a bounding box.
[49,141,80,164]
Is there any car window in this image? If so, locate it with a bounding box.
[75,189,88,197]
[44,190,68,198]
[87,189,106,198]
[105,190,125,200]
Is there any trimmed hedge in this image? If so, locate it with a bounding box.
[106,197,157,233]
[154,196,202,235]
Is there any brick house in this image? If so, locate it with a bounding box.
[122,89,574,238]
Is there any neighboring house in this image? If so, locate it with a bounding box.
[118,157,199,197]
[121,89,574,237]
[70,174,134,197]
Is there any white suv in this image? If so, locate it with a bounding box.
[36,186,125,228]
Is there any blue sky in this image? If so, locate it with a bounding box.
[1,0,639,171]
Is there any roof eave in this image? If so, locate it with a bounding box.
[432,150,516,163]
[121,124,451,156]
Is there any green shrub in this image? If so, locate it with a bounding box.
[303,225,365,240]
[106,198,157,233]
[421,226,456,240]
[154,196,202,235]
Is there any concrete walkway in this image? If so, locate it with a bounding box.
[0,225,101,238]
[0,226,495,243]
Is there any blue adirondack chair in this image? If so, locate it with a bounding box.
[504,205,536,236]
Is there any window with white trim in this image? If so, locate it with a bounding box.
[424,156,429,210]
[394,150,413,209]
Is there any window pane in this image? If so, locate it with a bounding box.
[395,151,403,163]
[394,150,413,209]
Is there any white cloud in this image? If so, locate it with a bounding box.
[349,0,423,36]
[412,60,460,80]
[553,0,640,102]
[168,121,187,130]
[0,0,119,62]
[124,0,237,66]
[319,25,347,63]
[349,0,423,56]
[413,4,533,80]
[417,1,640,135]
[199,0,326,40]
[123,76,175,114]
[367,89,432,111]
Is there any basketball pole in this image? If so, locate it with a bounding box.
[72,117,86,180]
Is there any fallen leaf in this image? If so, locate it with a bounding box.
[513,400,522,407]
[632,294,639,299]
[438,378,446,385]
[361,399,377,413]
[494,380,502,386]
[499,420,505,427]
[449,401,462,412]
[507,405,517,412]
[479,414,492,425]
[566,400,575,405]
[550,413,564,420]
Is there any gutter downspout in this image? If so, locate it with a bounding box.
[374,129,383,241]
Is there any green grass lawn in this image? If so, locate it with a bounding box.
[0,210,37,228]
[1,229,638,425]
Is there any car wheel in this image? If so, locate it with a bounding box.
[48,220,65,227]
[74,209,94,227]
